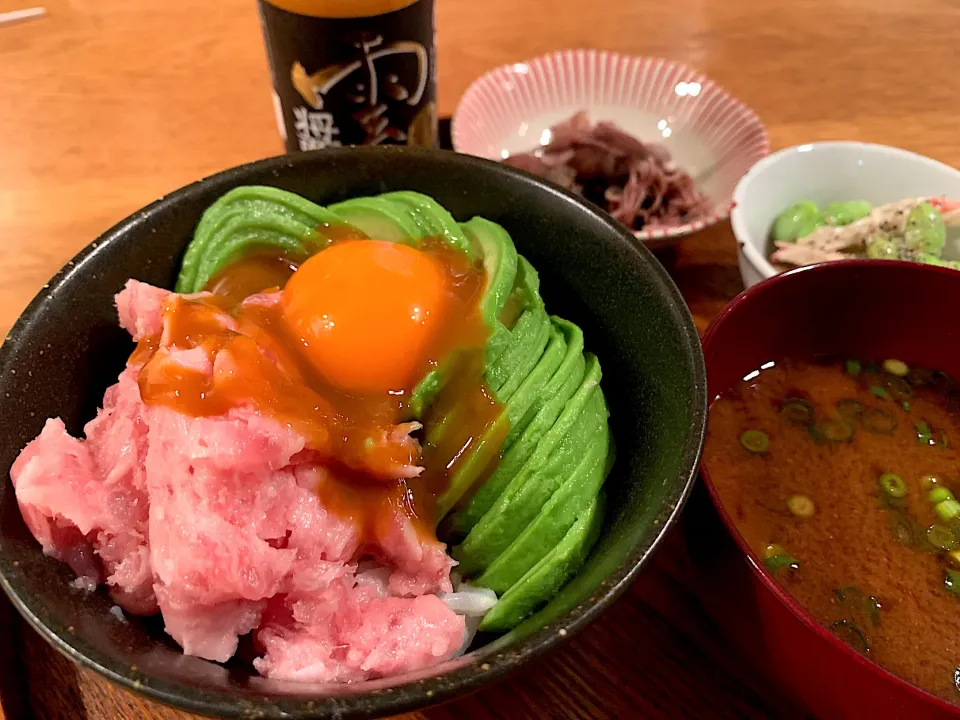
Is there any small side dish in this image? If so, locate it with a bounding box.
[454,51,768,246]
[770,197,960,269]
[505,112,712,233]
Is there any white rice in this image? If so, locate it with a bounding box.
[440,579,499,658]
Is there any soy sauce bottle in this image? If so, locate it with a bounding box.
[257,0,438,152]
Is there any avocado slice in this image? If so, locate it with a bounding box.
[432,324,568,518]
[478,491,605,632]
[448,320,586,535]
[408,219,523,419]
[494,321,566,439]
[487,306,550,400]
[486,265,549,390]
[503,317,583,450]
[177,185,363,293]
[425,321,564,446]
[485,322,512,369]
[454,386,607,574]
[511,255,542,307]
[461,217,518,328]
[475,411,609,594]
[486,257,542,370]
[194,213,316,293]
[327,197,423,242]
[424,303,548,444]
[453,357,605,574]
[408,371,445,420]
[378,191,473,258]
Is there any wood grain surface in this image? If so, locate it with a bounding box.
[1,0,959,717]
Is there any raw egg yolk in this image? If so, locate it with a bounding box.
[282,240,448,394]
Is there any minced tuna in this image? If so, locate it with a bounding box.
[10,280,467,682]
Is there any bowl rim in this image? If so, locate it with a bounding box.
[732,141,960,283]
[450,48,769,243]
[700,258,960,715]
[0,146,708,719]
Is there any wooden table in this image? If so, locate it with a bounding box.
[2,0,959,717]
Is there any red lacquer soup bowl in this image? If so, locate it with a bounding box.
[694,260,960,719]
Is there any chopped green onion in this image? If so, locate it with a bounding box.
[936,499,960,523]
[763,543,787,558]
[893,516,918,546]
[836,398,863,419]
[930,487,955,504]
[740,429,769,454]
[764,543,785,558]
[948,550,960,567]
[835,585,864,604]
[927,524,959,551]
[871,385,890,400]
[862,408,897,434]
[921,474,941,490]
[946,569,960,597]
[835,585,882,627]
[885,377,913,400]
[762,544,797,572]
[878,473,907,499]
[780,398,814,425]
[834,587,882,629]
[916,420,934,445]
[787,494,816,518]
[829,620,869,653]
[846,360,862,377]
[867,596,882,628]
[902,401,910,412]
[883,359,909,377]
[817,420,855,442]
[763,554,799,572]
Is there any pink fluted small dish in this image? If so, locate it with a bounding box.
[452,50,769,248]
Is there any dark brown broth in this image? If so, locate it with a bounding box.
[705,358,960,702]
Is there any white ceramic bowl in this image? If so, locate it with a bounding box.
[732,141,960,287]
[452,50,768,248]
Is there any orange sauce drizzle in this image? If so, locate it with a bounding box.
[133,240,503,543]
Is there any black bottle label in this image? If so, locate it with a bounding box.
[258,0,437,152]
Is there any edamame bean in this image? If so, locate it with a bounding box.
[904,202,946,256]
[772,201,824,243]
[792,213,826,241]
[866,233,899,259]
[824,200,872,226]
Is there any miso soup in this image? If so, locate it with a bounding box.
[705,358,960,703]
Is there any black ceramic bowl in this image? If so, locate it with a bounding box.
[0,147,705,718]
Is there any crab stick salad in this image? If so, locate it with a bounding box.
[770,197,960,269]
[10,187,612,682]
